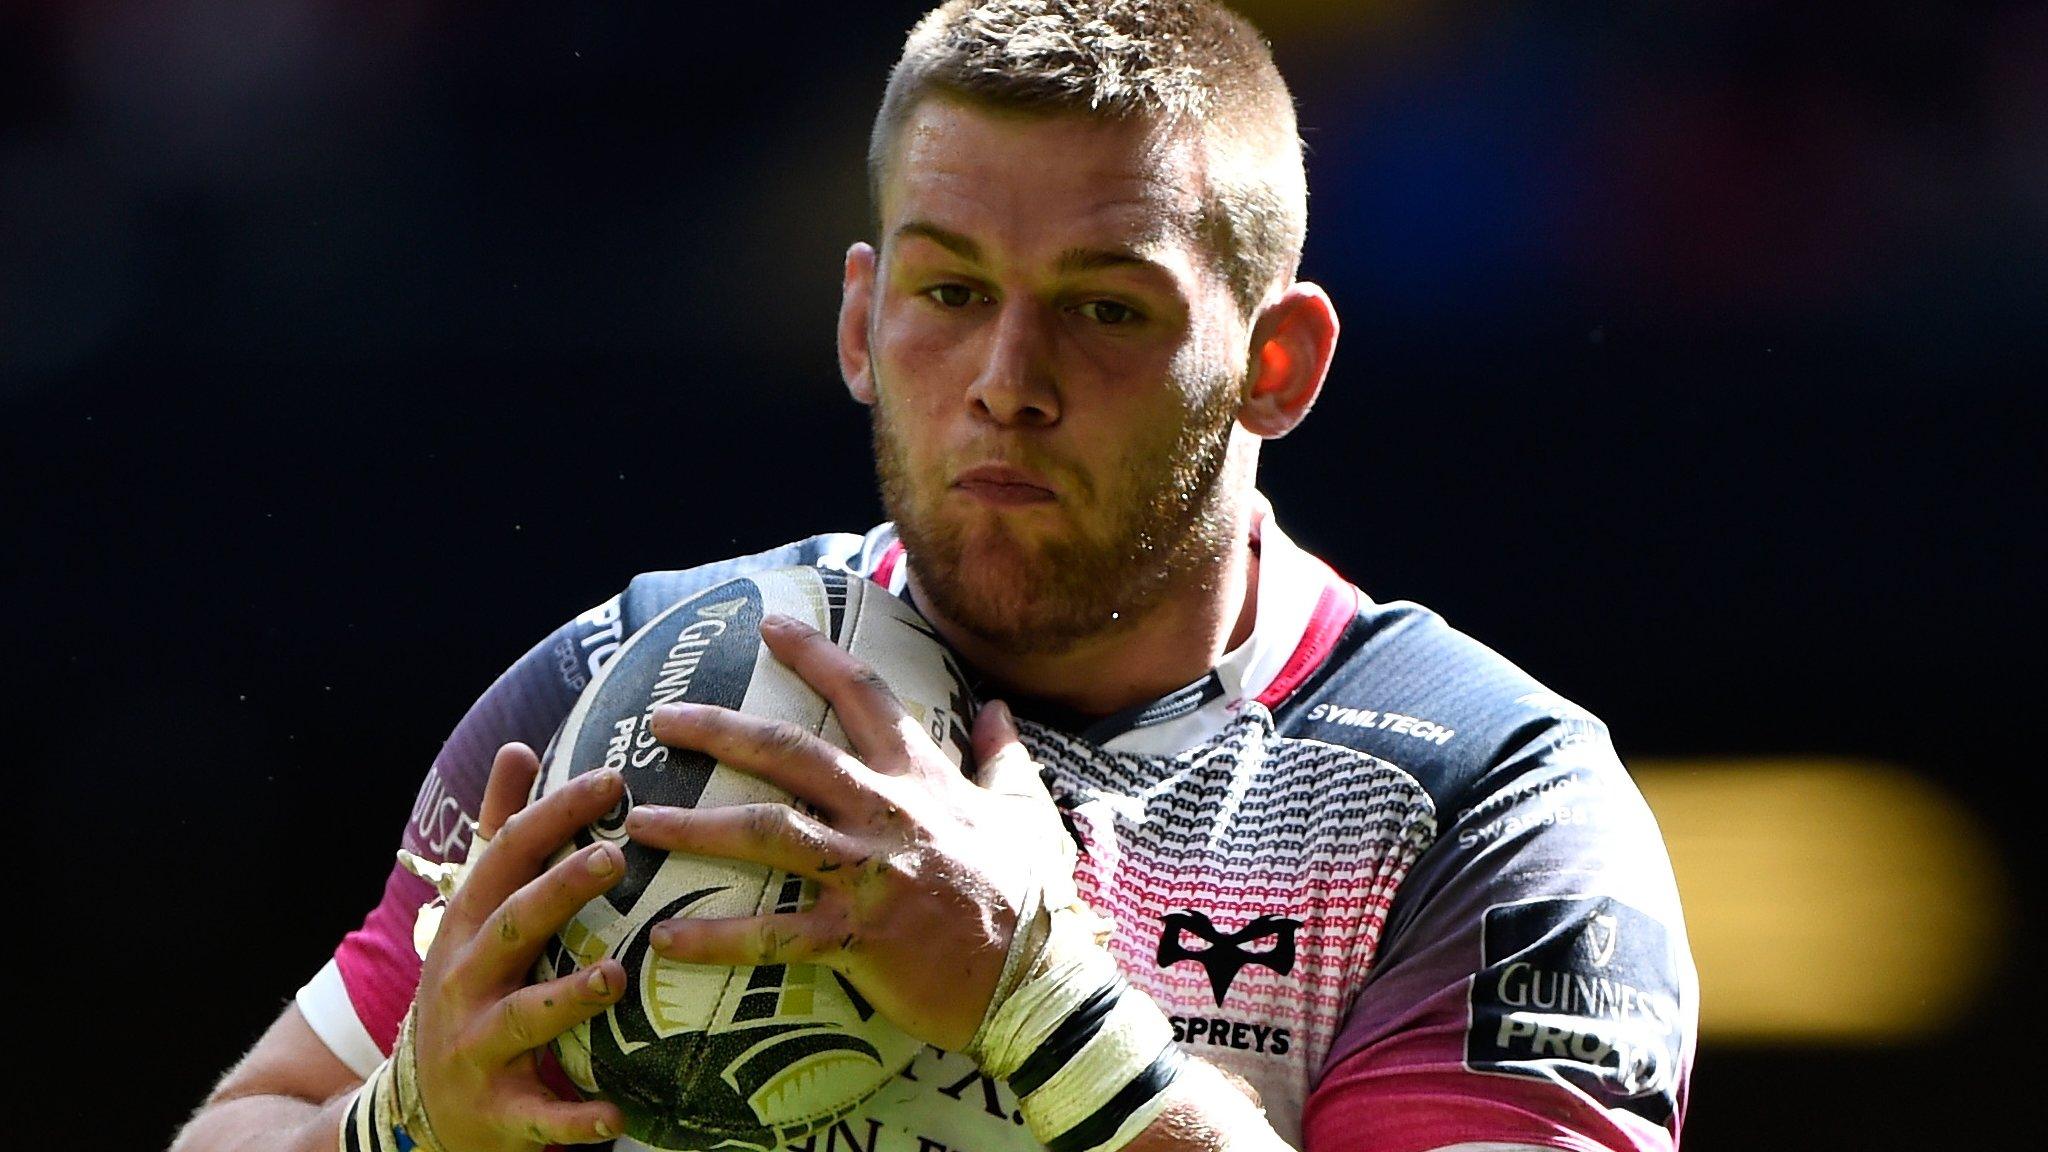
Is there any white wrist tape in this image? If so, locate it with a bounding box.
[968,894,1184,1152]
[340,1056,400,1152]
[339,1007,450,1152]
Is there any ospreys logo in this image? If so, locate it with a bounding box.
[1156,910,1300,1005]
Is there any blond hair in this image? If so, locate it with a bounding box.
[868,0,1308,316]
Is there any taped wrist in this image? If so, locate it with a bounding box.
[339,1008,450,1152]
[968,900,1185,1152]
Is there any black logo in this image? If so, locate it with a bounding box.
[1156,910,1300,1005]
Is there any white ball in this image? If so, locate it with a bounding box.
[533,565,976,1151]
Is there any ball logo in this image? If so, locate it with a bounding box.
[535,568,959,1151]
[557,585,765,915]
[694,595,751,622]
[1156,910,1301,1006]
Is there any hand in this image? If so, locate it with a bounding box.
[406,743,631,1151]
[626,612,1071,1052]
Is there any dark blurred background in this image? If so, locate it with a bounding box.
[5,2,2039,1148]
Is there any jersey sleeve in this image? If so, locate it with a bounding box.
[1301,707,1698,1152]
[296,597,624,1074]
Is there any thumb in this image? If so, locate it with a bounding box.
[970,700,1046,800]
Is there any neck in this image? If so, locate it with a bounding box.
[907,500,1263,719]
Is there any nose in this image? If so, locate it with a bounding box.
[966,300,1060,428]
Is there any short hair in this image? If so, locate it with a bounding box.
[868,0,1308,316]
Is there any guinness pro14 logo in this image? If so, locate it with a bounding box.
[1467,894,1685,1123]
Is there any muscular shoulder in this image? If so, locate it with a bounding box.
[1274,598,1617,816]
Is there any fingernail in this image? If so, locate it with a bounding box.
[586,845,617,877]
[987,699,1011,725]
[763,613,810,633]
[586,966,612,996]
[595,1118,618,1139]
[650,923,675,951]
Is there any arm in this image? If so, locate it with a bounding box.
[167,599,608,1152]
[171,547,876,1152]
[1300,716,1697,1152]
[170,1007,361,1152]
[170,745,634,1152]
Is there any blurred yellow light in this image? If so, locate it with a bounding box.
[1632,758,2011,1044]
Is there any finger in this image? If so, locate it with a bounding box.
[470,959,627,1065]
[452,768,625,928]
[649,910,841,969]
[759,613,928,768]
[454,841,625,982]
[625,802,867,883]
[970,700,1049,801]
[494,1089,628,1149]
[650,701,869,812]
[479,742,542,841]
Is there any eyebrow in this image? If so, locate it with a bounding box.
[892,220,1171,278]
[894,221,984,263]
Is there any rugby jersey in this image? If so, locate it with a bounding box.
[298,503,1696,1152]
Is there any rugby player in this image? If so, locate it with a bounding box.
[172,4,1696,1151]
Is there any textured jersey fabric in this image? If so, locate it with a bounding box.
[298,506,1696,1152]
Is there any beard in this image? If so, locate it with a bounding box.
[871,364,1244,657]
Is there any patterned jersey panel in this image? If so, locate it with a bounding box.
[1283,605,1697,1152]
[1024,708,1438,1143]
[312,534,868,1061]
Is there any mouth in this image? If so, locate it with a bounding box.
[951,464,1057,506]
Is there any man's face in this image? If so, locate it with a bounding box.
[857,100,1254,654]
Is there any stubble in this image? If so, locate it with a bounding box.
[872,364,1243,655]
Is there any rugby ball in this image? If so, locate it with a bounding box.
[533,565,977,1152]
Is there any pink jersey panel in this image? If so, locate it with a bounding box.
[1306,1035,1676,1152]
[335,866,434,1056]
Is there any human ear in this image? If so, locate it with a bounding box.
[1238,282,1339,439]
[838,242,880,405]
